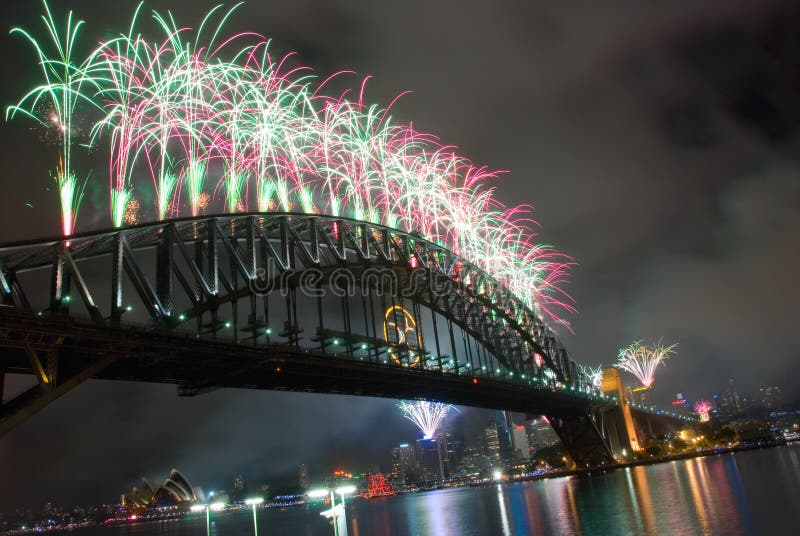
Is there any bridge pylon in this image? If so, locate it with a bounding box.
[600,366,641,457]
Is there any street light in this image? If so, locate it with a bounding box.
[190,503,210,536]
[244,497,264,536]
[334,484,356,536]
[191,499,226,536]
[307,485,357,536]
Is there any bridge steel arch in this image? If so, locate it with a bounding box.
[0,213,615,466]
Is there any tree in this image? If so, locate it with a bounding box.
[533,445,569,468]
[645,444,663,458]
[713,426,736,445]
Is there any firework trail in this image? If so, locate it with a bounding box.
[6,0,103,234]
[397,401,455,439]
[7,1,577,329]
[616,340,677,389]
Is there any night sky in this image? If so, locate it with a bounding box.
[1,0,799,512]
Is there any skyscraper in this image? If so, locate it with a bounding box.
[390,443,417,486]
[504,412,531,461]
[441,416,466,476]
[496,413,514,463]
[484,423,501,462]
[529,418,561,452]
[759,385,782,410]
[416,437,446,483]
[511,425,531,460]
[718,379,743,417]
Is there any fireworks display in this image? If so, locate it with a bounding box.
[6,1,576,327]
[397,401,455,439]
[578,364,604,389]
[6,2,98,235]
[616,340,677,389]
[694,399,712,422]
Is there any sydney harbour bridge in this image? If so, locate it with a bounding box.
[0,212,689,466]
[0,1,693,470]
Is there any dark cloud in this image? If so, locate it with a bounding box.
[1,0,799,512]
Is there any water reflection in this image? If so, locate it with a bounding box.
[686,458,712,534]
[76,447,799,536]
[564,480,581,535]
[631,467,656,535]
[624,469,645,534]
[496,485,511,536]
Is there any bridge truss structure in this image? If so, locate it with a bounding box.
[0,213,618,466]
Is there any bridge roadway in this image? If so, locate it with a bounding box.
[0,308,609,416]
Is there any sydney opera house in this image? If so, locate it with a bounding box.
[122,469,203,508]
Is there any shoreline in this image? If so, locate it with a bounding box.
[498,440,798,486]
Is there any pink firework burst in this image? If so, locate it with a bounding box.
[616,340,677,388]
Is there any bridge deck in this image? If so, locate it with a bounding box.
[0,309,605,416]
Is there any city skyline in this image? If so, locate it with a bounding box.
[0,375,790,513]
[1,0,799,521]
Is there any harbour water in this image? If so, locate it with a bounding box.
[78,445,800,535]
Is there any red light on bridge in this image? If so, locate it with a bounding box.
[472,377,478,384]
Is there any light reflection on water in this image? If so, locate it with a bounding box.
[77,445,799,536]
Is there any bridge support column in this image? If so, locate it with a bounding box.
[50,245,71,314]
[110,234,124,324]
[0,353,119,439]
[156,226,173,317]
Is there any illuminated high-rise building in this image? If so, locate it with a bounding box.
[511,425,531,460]
[459,447,484,473]
[529,418,560,452]
[759,385,782,410]
[482,415,514,464]
[484,423,501,462]
[497,414,514,462]
[717,379,743,417]
[233,474,245,491]
[504,412,531,461]
[440,416,466,474]
[416,437,446,483]
[390,443,417,485]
